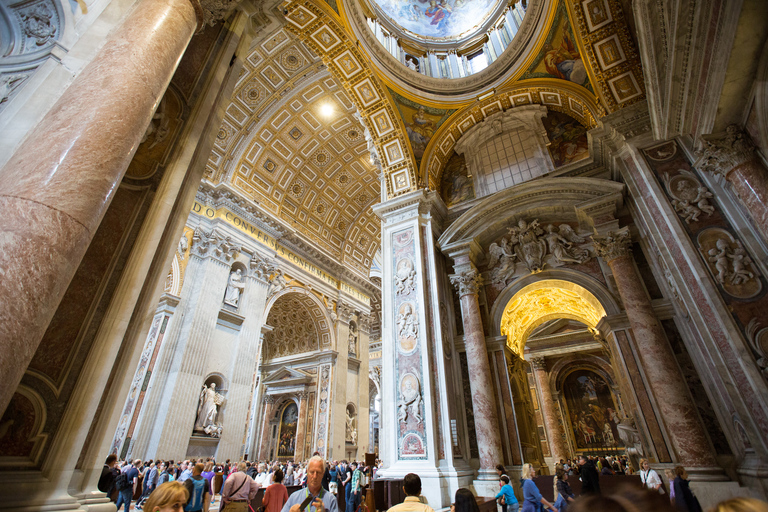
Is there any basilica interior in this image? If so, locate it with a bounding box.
[1,0,768,510]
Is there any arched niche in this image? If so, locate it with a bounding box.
[262,290,333,360]
[491,271,620,356]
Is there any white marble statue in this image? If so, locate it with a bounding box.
[348,324,357,356]
[195,383,225,432]
[346,409,357,444]
[224,268,245,307]
[397,378,423,424]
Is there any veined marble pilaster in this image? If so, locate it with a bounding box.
[217,257,271,458]
[593,230,717,468]
[132,226,239,459]
[294,391,309,462]
[530,357,568,464]
[330,305,352,459]
[258,395,276,460]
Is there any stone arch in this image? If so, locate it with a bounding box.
[490,269,620,354]
[263,290,333,359]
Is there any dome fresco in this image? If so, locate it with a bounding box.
[371,0,503,40]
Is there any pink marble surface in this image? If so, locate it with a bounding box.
[0,0,197,415]
[609,253,717,467]
[532,363,568,463]
[460,293,504,472]
[294,395,308,462]
[258,400,274,460]
[729,161,768,242]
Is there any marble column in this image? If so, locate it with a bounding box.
[258,395,276,460]
[593,229,717,468]
[697,124,768,242]
[531,357,568,464]
[294,391,309,462]
[0,0,202,415]
[449,264,504,479]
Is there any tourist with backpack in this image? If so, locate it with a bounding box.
[115,459,140,512]
[184,462,212,512]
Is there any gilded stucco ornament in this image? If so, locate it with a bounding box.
[695,124,757,176]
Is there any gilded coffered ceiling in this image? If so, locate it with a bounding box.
[264,292,332,359]
[500,280,606,355]
[205,28,381,277]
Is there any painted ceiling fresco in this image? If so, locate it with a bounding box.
[522,1,594,93]
[388,89,455,170]
[372,0,501,39]
[542,111,589,167]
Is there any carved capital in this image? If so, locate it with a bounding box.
[592,230,632,263]
[263,394,276,404]
[696,124,758,176]
[249,252,275,280]
[296,390,309,400]
[190,0,239,29]
[530,357,547,371]
[449,267,483,297]
[191,227,239,263]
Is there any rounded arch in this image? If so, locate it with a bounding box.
[203,372,229,392]
[490,268,621,349]
[263,289,334,359]
[549,355,616,393]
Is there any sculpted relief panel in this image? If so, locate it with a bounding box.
[487,218,593,287]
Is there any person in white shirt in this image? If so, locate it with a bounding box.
[385,473,434,512]
[639,459,664,494]
[256,463,271,487]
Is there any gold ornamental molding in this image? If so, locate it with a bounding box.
[500,279,606,355]
[281,0,419,199]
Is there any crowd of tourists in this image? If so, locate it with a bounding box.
[98,453,378,512]
[99,452,768,512]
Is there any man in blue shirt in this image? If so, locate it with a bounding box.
[116,459,140,512]
[281,456,339,512]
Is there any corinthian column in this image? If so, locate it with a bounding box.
[593,229,717,468]
[530,357,568,463]
[449,264,504,481]
[0,0,207,415]
[697,124,768,242]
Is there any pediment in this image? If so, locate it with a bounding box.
[262,367,314,387]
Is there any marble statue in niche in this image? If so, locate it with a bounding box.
[663,170,716,224]
[195,383,225,436]
[348,322,358,357]
[394,257,417,295]
[178,234,189,259]
[397,374,423,425]
[346,406,357,445]
[224,268,245,307]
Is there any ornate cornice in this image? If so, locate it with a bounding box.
[449,267,483,298]
[696,124,758,177]
[191,226,240,263]
[592,229,632,263]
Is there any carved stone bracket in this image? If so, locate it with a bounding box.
[191,227,239,263]
[358,313,373,333]
[592,229,632,263]
[450,267,482,297]
[696,124,758,177]
[337,301,355,322]
[250,252,275,280]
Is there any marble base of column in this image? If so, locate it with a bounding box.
[0,0,198,415]
[727,160,768,242]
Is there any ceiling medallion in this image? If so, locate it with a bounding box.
[315,201,328,214]
[289,126,303,140]
[336,172,350,185]
[314,149,331,166]
[291,181,305,197]
[263,159,277,173]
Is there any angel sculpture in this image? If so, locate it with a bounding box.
[487,238,516,286]
[693,186,715,216]
[508,219,546,272]
[544,224,590,264]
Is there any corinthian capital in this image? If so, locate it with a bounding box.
[189,0,239,28]
[191,227,239,263]
[592,229,631,263]
[358,313,373,333]
[249,252,275,280]
[696,124,757,176]
[337,301,355,321]
[530,357,547,371]
[450,267,483,297]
